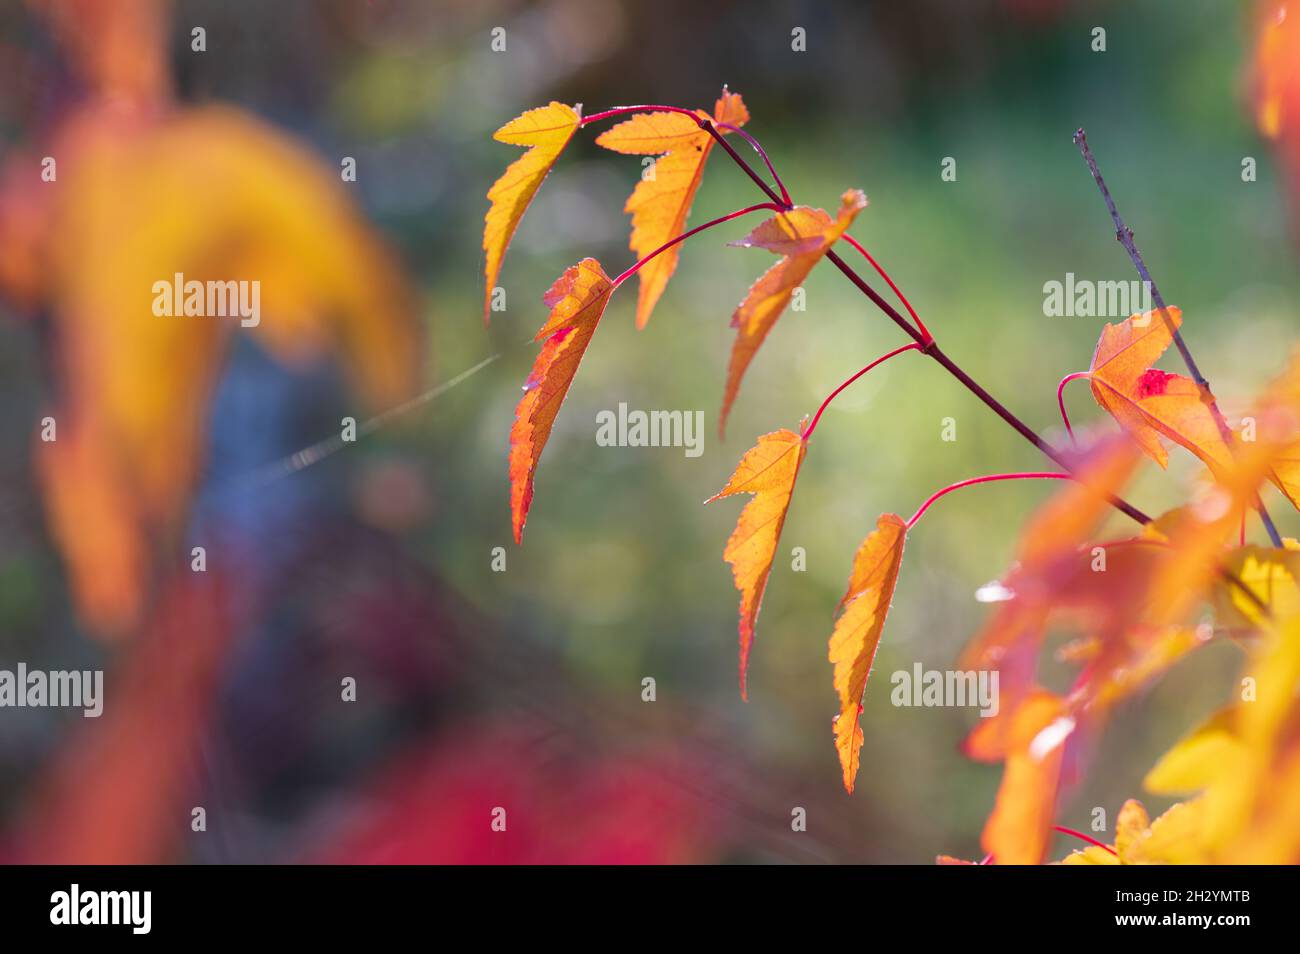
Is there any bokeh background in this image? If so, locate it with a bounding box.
[0,0,1297,863]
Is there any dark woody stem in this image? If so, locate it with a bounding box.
[584,105,1155,524]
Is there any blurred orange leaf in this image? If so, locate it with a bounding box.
[15,104,421,637]
[596,88,748,329]
[979,689,1070,865]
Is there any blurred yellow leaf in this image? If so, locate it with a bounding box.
[14,105,420,636]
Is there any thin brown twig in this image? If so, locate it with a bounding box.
[1073,128,1283,547]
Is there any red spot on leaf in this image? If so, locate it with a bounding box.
[1136,368,1176,398]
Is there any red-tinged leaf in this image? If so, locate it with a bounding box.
[706,428,807,699]
[1075,625,1202,713]
[958,436,1143,697]
[596,88,749,329]
[1139,379,1300,628]
[1088,306,1240,475]
[829,513,907,792]
[1088,306,1187,466]
[720,190,867,437]
[509,258,613,543]
[483,102,582,323]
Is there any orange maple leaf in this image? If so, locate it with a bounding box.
[1089,307,1209,465]
[483,102,582,323]
[829,512,907,792]
[720,189,867,437]
[706,427,807,699]
[509,258,614,543]
[958,436,1142,699]
[596,88,749,329]
[1092,315,1300,514]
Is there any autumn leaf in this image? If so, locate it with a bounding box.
[829,513,907,792]
[1253,2,1300,239]
[509,258,614,543]
[1092,320,1300,516]
[1133,369,1233,471]
[1059,798,1209,865]
[706,427,807,699]
[1266,442,1300,510]
[1138,611,1300,862]
[1144,708,1241,796]
[1139,371,1300,629]
[596,88,749,329]
[720,190,867,437]
[1078,625,1203,715]
[10,103,421,637]
[948,440,1214,864]
[483,101,582,323]
[1087,307,1183,466]
[978,689,1071,865]
[1214,545,1300,630]
[1086,306,1230,470]
[958,436,1142,697]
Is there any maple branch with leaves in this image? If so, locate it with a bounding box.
[482,86,1300,864]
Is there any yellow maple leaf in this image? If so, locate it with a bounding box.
[596,88,749,329]
[11,104,420,636]
[829,513,907,792]
[482,101,582,323]
[707,427,807,699]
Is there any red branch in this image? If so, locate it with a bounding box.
[1055,371,1090,445]
[801,343,922,442]
[611,203,783,289]
[906,472,1073,530]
